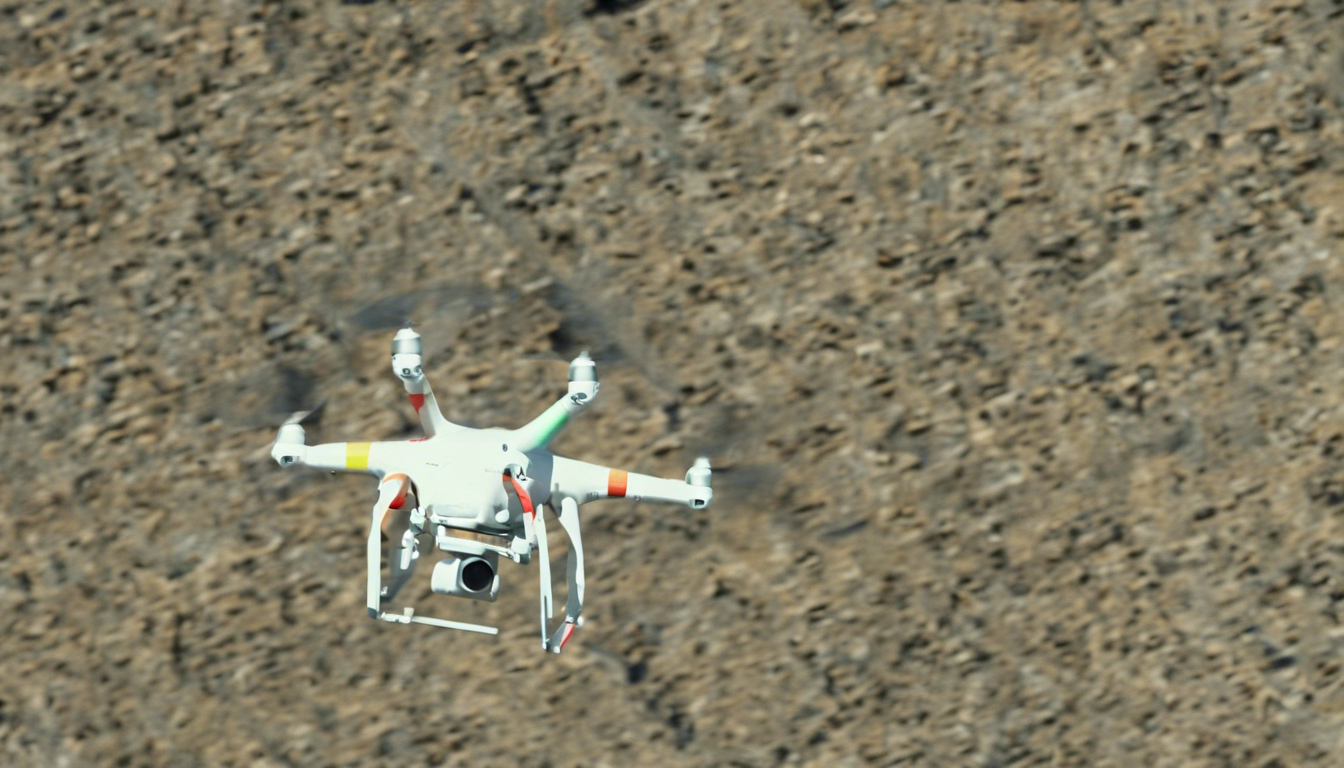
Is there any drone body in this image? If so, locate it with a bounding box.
[271,328,712,653]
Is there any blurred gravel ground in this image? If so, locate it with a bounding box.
[3,0,1344,766]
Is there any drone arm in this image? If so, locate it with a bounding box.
[396,364,453,437]
[271,424,381,475]
[511,354,599,452]
[299,442,369,472]
[621,470,713,509]
[392,328,455,438]
[511,394,588,452]
[551,456,713,509]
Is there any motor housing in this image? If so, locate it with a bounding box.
[686,457,712,509]
[431,551,500,602]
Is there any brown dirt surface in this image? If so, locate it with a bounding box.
[4,0,1344,765]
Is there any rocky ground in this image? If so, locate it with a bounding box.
[3,0,1344,765]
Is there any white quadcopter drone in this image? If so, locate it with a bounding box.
[270,328,712,653]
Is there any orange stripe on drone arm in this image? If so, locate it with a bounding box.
[607,469,628,498]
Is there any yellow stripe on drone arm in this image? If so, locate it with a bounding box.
[345,442,371,470]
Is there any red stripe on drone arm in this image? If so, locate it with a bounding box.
[560,622,576,649]
[607,470,628,498]
[505,473,536,520]
[376,474,411,538]
[408,394,425,412]
[385,473,410,510]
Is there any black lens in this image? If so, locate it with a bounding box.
[461,559,494,592]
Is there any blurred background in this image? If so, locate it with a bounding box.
[3,0,1344,765]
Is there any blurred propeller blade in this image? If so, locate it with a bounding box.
[218,365,326,431]
[521,348,628,366]
[530,280,628,363]
[346,284,495,331]
[283,401,326,426]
